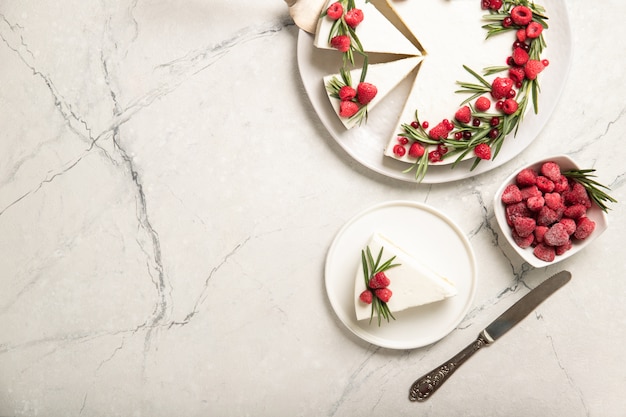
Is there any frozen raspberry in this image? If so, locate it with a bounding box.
[544,193,563,210]
[374,288,392,303]
[544,223,570,247]
[513,216,536,238]
[502,99,519,115]
[338,85,356,101]
[524,59,545,80]
[516,28,527,42]
[540,161,562,181]
[536,176,555,193]
[553,175,569,193]
[344,8,364,28]
[356,82,377,105]
[512,230,534,248]
[475,96,491,112]
[508,66,526,84]
[526,21,543,39]
[502,184,523,204]
[534,225,549,243]
[564,204,587,219]
[537,206,560,226]
[512,47,529,66]
[520,185,542,200]
[533,243,555,262]
[516,168,537,186]
[559,218,577,235]
[339,101,359,118]
[326,2,343,20]
[563,182,592,208]
[428,120,452,140]
[368,271,390,289]
[506,202,532,226]
[555,241,572,256]
[455,106,471,124]
[330,35,351,52]
[526,195,545,212]
[359,289,373,304]
[491,77,514,100]
[510,5,533,25]
[408,142,425,158]
[474,143,491,160]
[574,217,596,240]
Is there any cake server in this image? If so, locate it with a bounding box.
[409,270,572,402]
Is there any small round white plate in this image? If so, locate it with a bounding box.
[298,0,572,183]
[325,201,477,349]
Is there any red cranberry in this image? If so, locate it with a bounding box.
[503,17,513,27]
[489,128,499,139]
[507,89,517,99]
[472,118,481,127]
[463,131,472,139]
[422,121,429,129]
[490,116,500,126]
[411,121,419,129]
[454,131,463,140]
[393,144,406,157]
[397,136,409,145]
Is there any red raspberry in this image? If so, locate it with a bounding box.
[559,218,577,235]
[491,77,514,100]
[501,184,523,204]
[533,243,555,262]
[369,271,390,289]
[408,142,425,158]
[359,289,373,304]
[326,2,343,20]
[526,21,543,39]
[524,59,545,80]
[502,98,519,115]
[540,161,562,181]
[374,288,393,303]
[330,35,351,52]
[356,82,377,105]
[339,101,359,118]
[544,222,570,246]
[564,204,587,219]
[338,85,356,101]
[526,195,545,212]
[508,66,526,84]
[512,230,534,249]
[454,106,471,124]
[544,192,563,210]
[516,29,527,42]
[474,143,491,160]
[506,202,532,226]
[512,47,529,66]
[475,96,491,112]
[536,176,555,193]
[574,217,596,240]
[428,120,452,140]
[344,8,364,28]
[534,225,549,243]
[513,216,536,238]
[510,5,533,26]
[563,182,592,207]
[516,168,537,186]
[520,185,542,200]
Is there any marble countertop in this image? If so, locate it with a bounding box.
[1,1,625,416]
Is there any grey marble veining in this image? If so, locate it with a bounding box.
[1,1,625,416]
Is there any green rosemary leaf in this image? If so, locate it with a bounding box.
[562,169,617,212]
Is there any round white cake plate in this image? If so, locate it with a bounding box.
[297,0,572,183]
[325,201,478,349]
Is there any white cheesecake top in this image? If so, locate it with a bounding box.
[354,232,457,322]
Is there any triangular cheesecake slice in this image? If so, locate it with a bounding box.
[354,232,457,321]
[324,56,422,129]
[314,0,420,56]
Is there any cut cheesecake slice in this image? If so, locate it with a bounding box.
[324,56,422,129]
[314,0,421,56]
[354,232,457,321]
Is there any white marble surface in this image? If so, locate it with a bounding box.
[1,1,625,416]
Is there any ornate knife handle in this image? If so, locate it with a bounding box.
[409,331,493,401]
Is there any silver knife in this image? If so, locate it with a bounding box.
[409,270,572,402]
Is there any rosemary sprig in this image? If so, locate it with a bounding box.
[562,169,617,212]
[361,245,400,326]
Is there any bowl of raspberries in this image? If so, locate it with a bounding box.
[494,154,609,267]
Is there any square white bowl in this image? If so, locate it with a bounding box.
[493,154,609,268]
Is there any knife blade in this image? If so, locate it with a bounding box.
[409,270,572,402]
